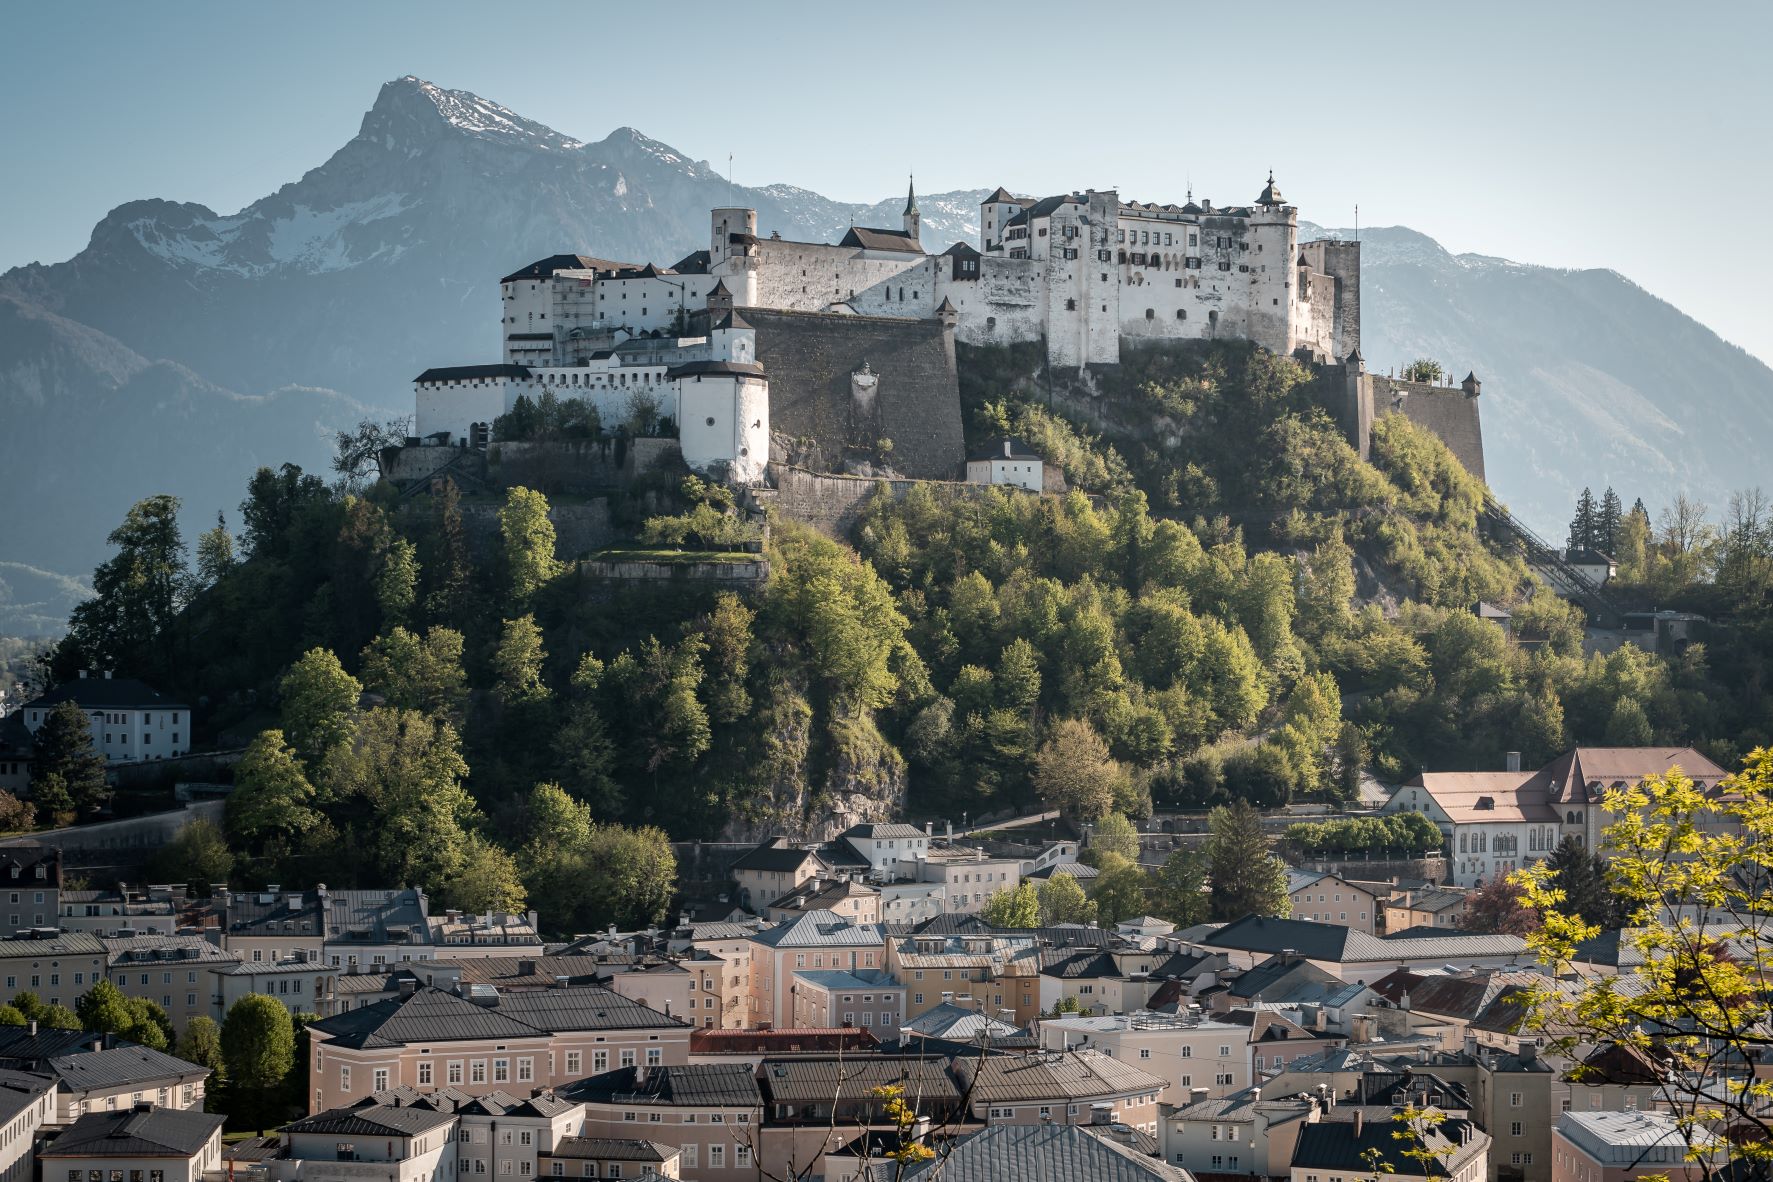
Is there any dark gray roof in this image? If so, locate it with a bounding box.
[42,1106,224,1158]
[908,1122,1186,1181]
[24,678,186,712]
[48,1045,210,1092]
[1290,1116,1482,1176]
[567,1064,761,1108]
[983,187,1021,204]
[712,311,754,332]
[546,1138,675,1163]
[751,910,884,950]
[968,435,1041,462]
[843,823,927,840]
[664,360,766,380]
[500,255,639,284]
[283,1103,457,1138]
[838,226,924,253]
[760,1058,958,1106]
[309,986,682,1049]
[415,364,531,383]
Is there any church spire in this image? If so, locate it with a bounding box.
[904,174,918,216]
[903,173,921,241]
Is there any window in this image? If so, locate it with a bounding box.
[418,1062,433,1086]
[448,1062,464,1085]
[620,1050,635,1068]
[1140,1048,1151,1059]
[340,1066,351,1091]
[736,1146,752,1167]
[566,1051,581,1074]
[373,1068,389,1091]
[708,1146,724,1169]
[1510,1092,1523,1107]
[471,1061,487,1084]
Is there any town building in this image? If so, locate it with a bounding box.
[271,1100,458,1182]
[426,910,544,958]
[1287,871,1383,934]
[59,885,184,938]
[1160,1085,1318,1177]
[567,1063,763,1182]
[304,985,690,1111]
[209,957,328,1020]
[965,437,1044,491]
[1383,886,1472,931]
[0,1071,56,1182]
[1551,1108,1718,1182]
[785,969,902,1040]
[39,1104,224,1182]
[1186,915,1533,981]
[1385,747,1730,886]
[763,879,879,925]
[953,1049,1168,1134]
[886,929,1043,1027]
[100,935,239,1033]
[0,845,61,936]
[1289,1108,1490,1182]
[1041,1011,1256,1099]
[16,676,190,770]
[216,887,323,963]
[0,930,107,1011]
[745,911,885,1029]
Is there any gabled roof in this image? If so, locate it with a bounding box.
[751,910,884,950]
[1291,1116,1483,1176]
[45,1045,213,1092]
[545,1138,677,1163]
[731,839,825,874]
[308,986,681,1049]
[688,1027,879,1056]
[843,823,927,841]
[901,1002,1021,1042]
[24,678,186,712]
[282,1103,457,1138]
[908,1122,1187,1181]
[567,1063,761,1108]
[669,250,711,274]
[1536,747,1728,804]
[838,226,925,253]
[1405,772,1557,823]
[500,255,639,284]
[41,1107,224,1158]
[956,1049,1166,1105]
[968,435,1041,463]
[760,1058,958,1106]
[983,187,1022,205]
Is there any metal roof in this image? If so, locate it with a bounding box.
[568,1064,761,1109]
[41,1107,223,1158]
[47,1045,210,1092]
[907,1122,1187,1181]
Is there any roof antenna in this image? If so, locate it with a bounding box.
[727,153,735,204]
[1355,203,1360,243]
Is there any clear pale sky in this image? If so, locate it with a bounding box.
[4,0,1768,362]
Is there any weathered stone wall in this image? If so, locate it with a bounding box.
[3,801,227,874]
[457,499,619,560]
[385,438,683,495]
[764,465,1021,539]
[1373,377,1486,482]
[746,309,965,480]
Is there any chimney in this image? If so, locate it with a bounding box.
[1353,1109,1364,1137]
[26,1021,35,1036]
[1281,949,1296,966]
[518,960,537,977]
[1091,1102,1115,1126]
[945,820,953,840]
[398,978,418,997]
[1506,751,1521,774]
[1002,440,1011,458]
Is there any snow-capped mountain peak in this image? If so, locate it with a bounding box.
[359,75,586,153]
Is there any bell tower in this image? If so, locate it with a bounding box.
[903,176,920,242]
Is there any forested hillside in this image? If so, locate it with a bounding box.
[28,341,1769,936]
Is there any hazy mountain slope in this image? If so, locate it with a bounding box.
[1305,224,1773,530]
[0,293,362,605]
[0,77,984,406]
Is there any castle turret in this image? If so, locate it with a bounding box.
[710,207,760,306]
[903,176,921,242]
[1461,371,1482,398]
[1247,171,1298,354]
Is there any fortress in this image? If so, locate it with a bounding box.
[411,175,1482,486]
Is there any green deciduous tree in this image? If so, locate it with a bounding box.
[1036,874,1097,926]
[195,512,235,589]
[374,537,420,628]
[702,593,754,724]
[444,834,527,914]
[981,882,1040,928]
[279,648,361,766]
[1090,812,1141,863]
[226,730,321,853]
[1518,756,1773,1169]
[1033,719,1125,823]
[176,1015,224,1072]
[1150,850,1208,927]
[360,627,467,720]
[517,783,677,935]
[1090,852,1150,925]
[147,821,234,895]
[221,994,295,1133]
[491,616,551,709]
[500,487,563,604]
[63,494,188,680]
[319,708,478,891]
[1204,800,1290,921]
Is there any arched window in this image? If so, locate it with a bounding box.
[1145,308,1155,320]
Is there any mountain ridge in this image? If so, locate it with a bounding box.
[4,75,1770,628]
